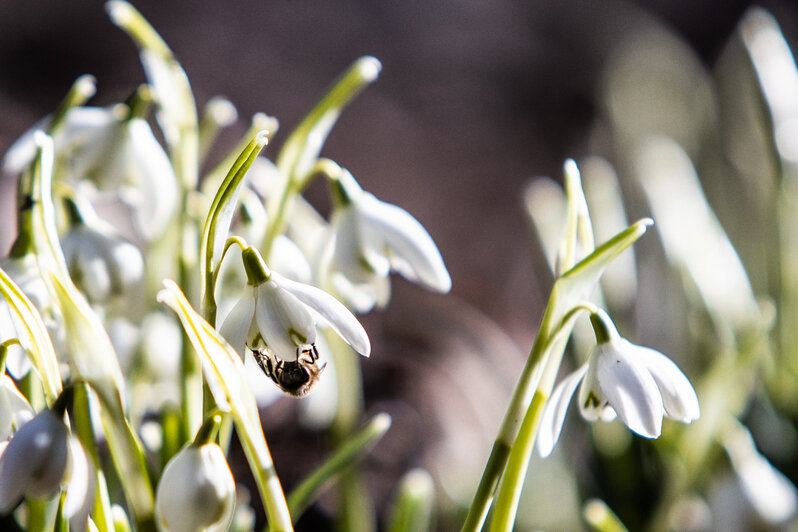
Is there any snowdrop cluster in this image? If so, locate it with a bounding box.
[0,2,452,531]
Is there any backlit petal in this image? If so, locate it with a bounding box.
[538,363,588,457]
[218,288,256,355]
[595,343,664,438]
[274,272,370,357]
[255,279,317,361]
[633,343,700,423]
[358,193,451,292]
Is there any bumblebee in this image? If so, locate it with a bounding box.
[251,344,326,397]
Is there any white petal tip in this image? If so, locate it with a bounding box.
[207,97,238,126]
[75,75,97,99]
[356,56,382,81]
[254,130,270,147]
[105,1,132,24]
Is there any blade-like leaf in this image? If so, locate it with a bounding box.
[0,266,61,403]
[158,280,294,532]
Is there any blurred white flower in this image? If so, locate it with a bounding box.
[319,170,451,312]
[0,375,34,441]
[538,310,699,457]
[155,442,235,532]
[61,215,144,306]
[0,408,68,511]
[724,421,798,525]
[3,105,178,241]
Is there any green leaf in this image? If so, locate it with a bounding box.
[288,413,391,521]
[0,264,61,403]
[387,469,435,532]
[199,131,271,323]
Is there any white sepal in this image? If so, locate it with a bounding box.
[273,272,371,357]
[537,363,588,458]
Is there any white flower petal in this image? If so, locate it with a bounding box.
[633,344,700,423]
[218,288,256,355]
[331,208,373,284]
[538,363,588,457]
[64,436,93,532]
[358,194,451,292]
[578,351,610,422]
[0,375,34,440]
[0,409,68,512]
[126,119,178,240]
[595,343,664,438]
[273,272,371,357]
[255,279,317,360]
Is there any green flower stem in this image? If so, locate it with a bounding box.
[488,390,548,532]
[326,328,374,532]
[54,492,68,532]
[264,56,381,258]
[235,422,293,532]
[462,223,650,532]
[583,499,629,532]
[288,413,391,521]
[73,383,115,532]
[198,97,238,166]
[200,131,271,324]
[387,469,436,532]
[193,412,222,446]
[26,498,50,532]
[462,303,593,532]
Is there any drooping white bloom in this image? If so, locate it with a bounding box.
[319,170,451,312]
[61,218,144,305]
[155,442,235,532]
[0,408,68,511]
[220,264,370,362]
[3,106,178,241]
[0,375,34,441]
[538,311,699,457]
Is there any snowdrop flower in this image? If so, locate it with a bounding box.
[319,169,451,312]
[4,104,178,241]
[0,375,34,441]
[538,310,699,457]
[219,245,370,396]
[155,418,235,532]
[0,407,68,511]
[61,199,144,305]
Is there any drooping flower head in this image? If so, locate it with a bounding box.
[219,244,370,396]
[538,309,700,457]
[318,168,451,312]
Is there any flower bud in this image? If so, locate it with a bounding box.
[155,442,235,532]
[0,409,68,512]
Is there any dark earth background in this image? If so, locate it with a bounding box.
[1,1,797,529]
